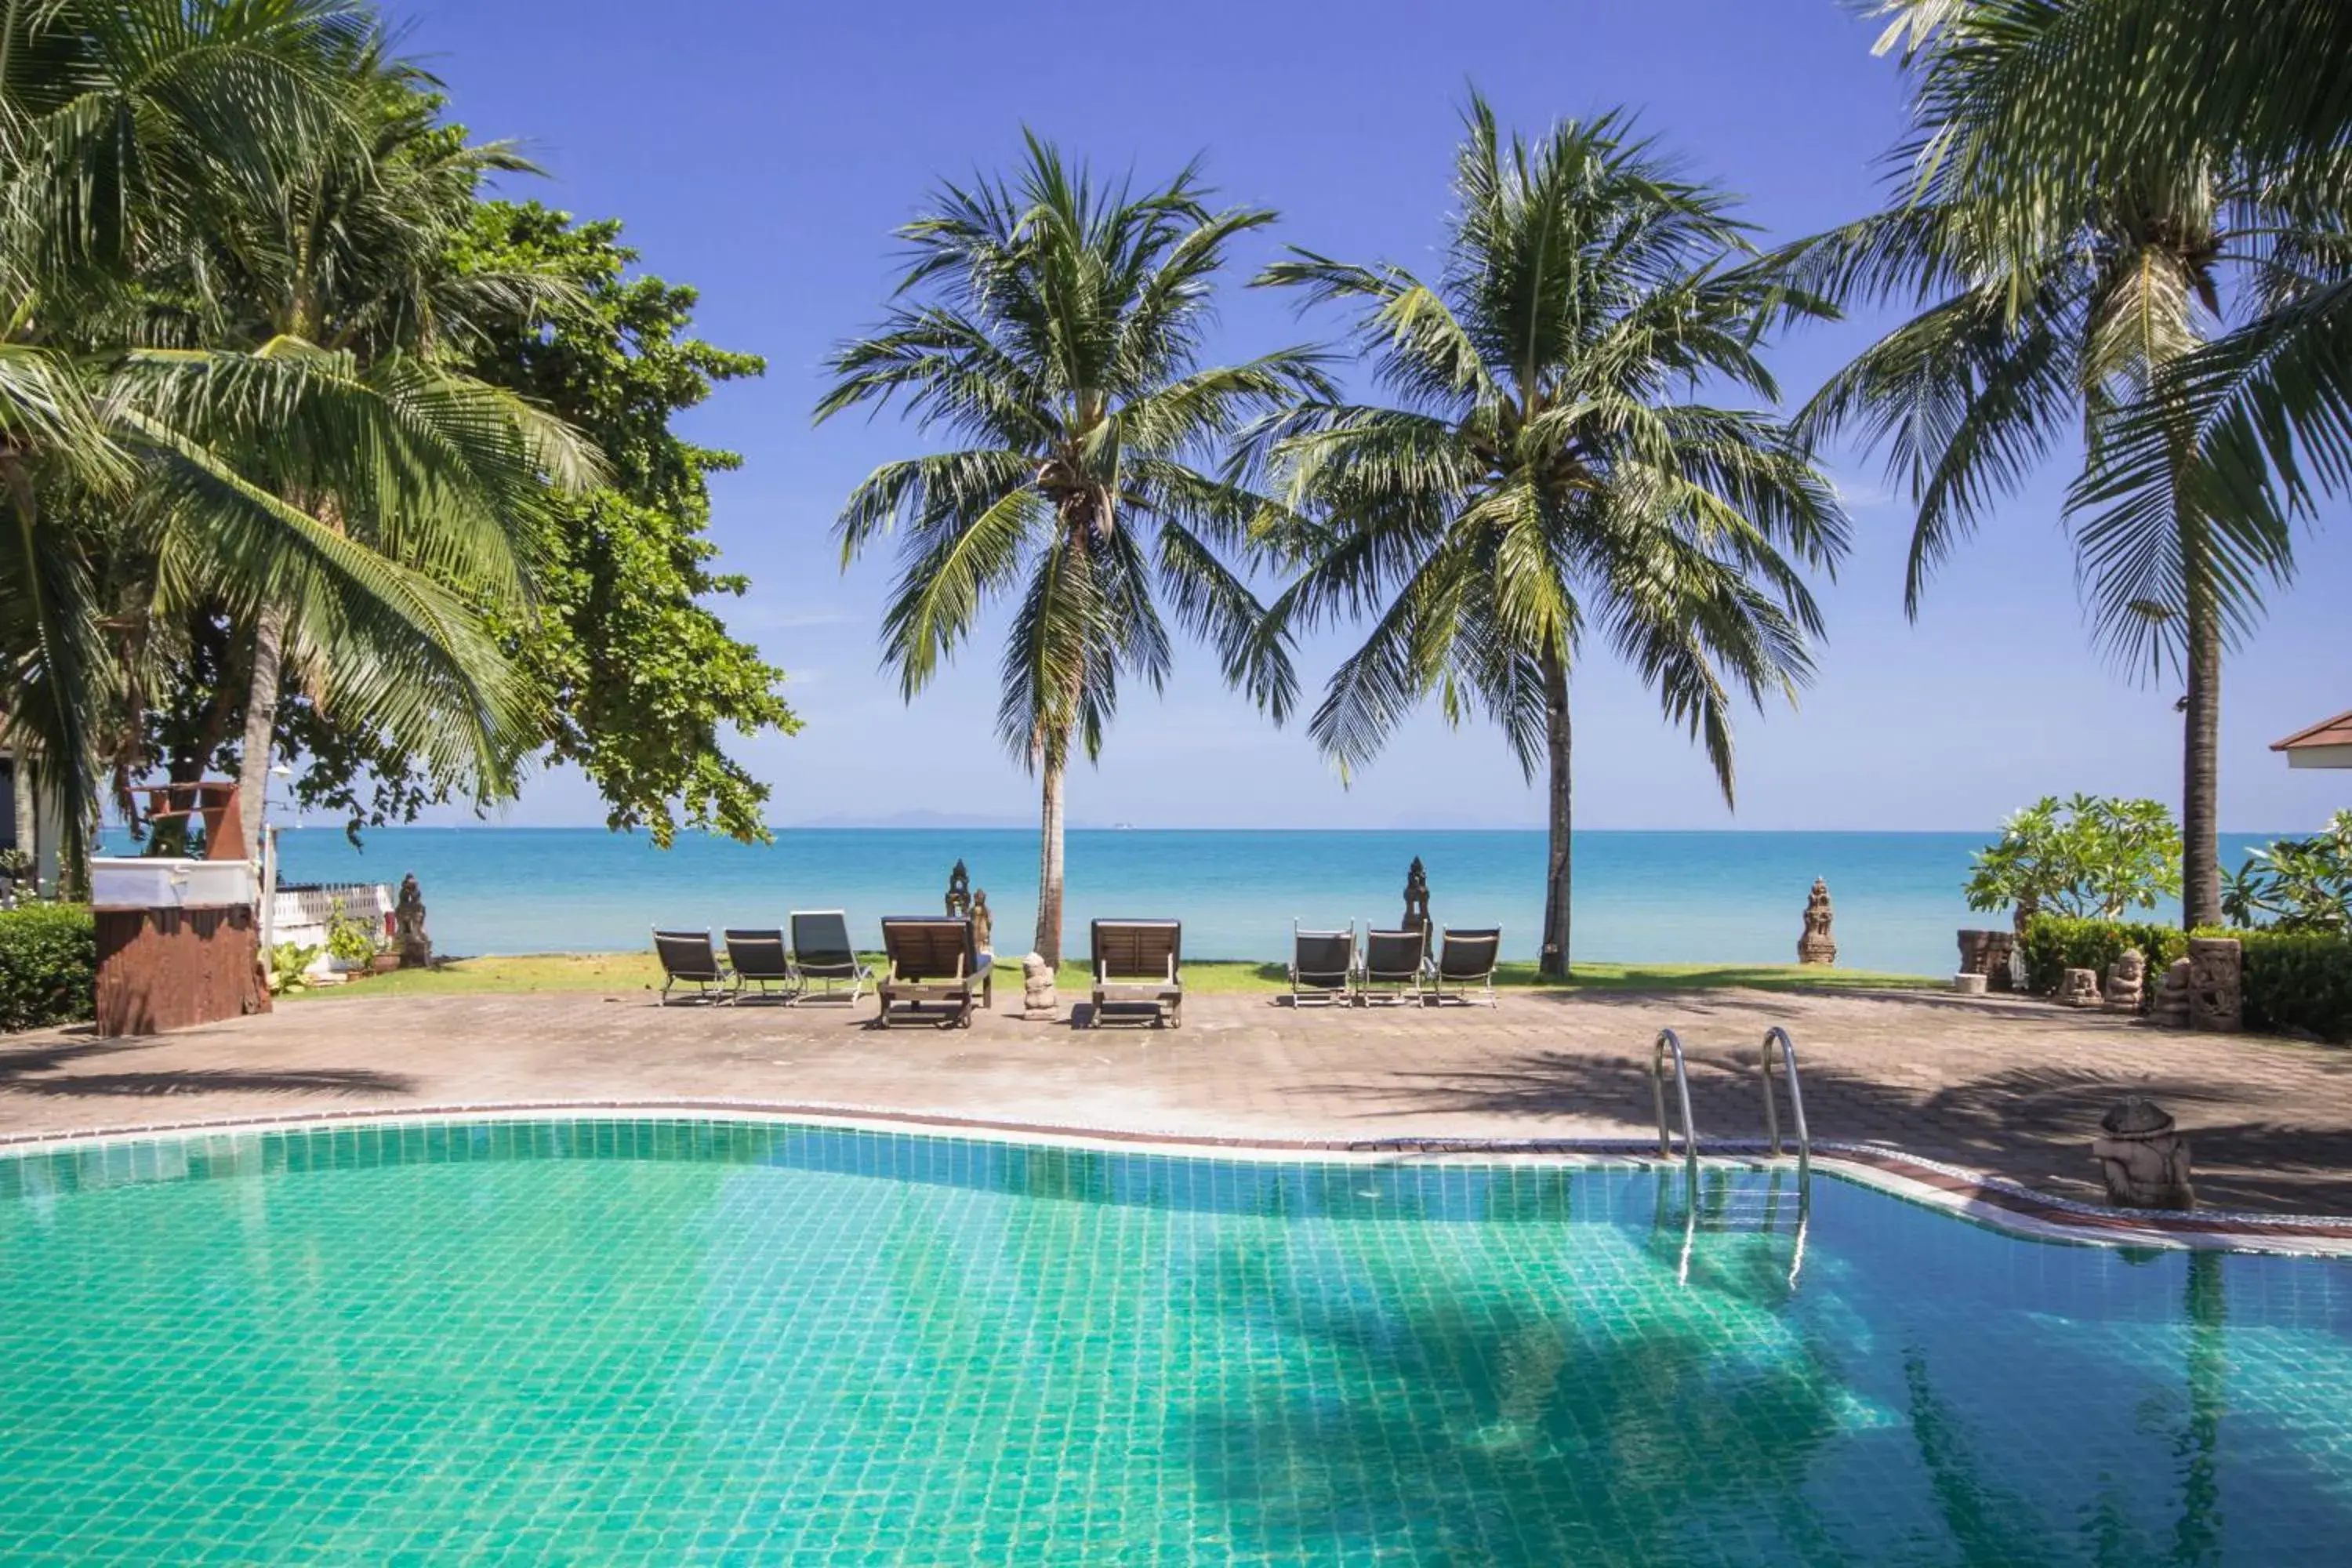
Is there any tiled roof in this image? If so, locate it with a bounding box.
[2272,708,2352,751]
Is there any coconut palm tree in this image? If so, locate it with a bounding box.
[158,44,594,855]
[0,4,596,869]
[1786,0,2350,931]
[818,138,1330,964]
[1247,100,1846,978]
[0,0,369,869]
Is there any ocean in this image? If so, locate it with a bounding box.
[216,826,2278,976]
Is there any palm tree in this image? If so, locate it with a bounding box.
[0,5,595,869]
[818,139,1330,964]
[158,44,594,855]
[1247,100,1846,978]
[1788,1,2348,931]
[0,0,369,870]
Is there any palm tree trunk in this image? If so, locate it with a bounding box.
[235,603,289,862]
[1540,648,1573,979]
[1034,751,1067,967]
[2181,573,2223,931]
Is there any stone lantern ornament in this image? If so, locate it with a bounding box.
[1796,879,1837,966]
[2090,1097,2194,1210]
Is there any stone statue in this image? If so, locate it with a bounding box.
[1957,928,2018,992]
[2104,948,2147,1013]
[2188,936,2243,1033]
[393,873,431,969]
[1020,951,1058,1019]
[971,888,993,953]
[1402,857,1432,945]
[2155,956,2192,1026]
[1796,878,1837,965]
[945,859,972,920]
[2057,967,2103,1007]
[2090,1098,2194,1210]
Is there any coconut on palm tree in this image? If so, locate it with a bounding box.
[1247,99,1846,978]
[819,138,1330,964]
[1782,0,2344,931]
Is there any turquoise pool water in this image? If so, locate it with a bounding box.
[2,1120,2348,1565]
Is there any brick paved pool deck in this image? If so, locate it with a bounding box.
[3,985,2349,1216]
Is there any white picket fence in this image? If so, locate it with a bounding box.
[273,882,394,975]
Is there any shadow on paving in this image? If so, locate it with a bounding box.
[0,1040,416,1101]
[1304,1045,2352,1215]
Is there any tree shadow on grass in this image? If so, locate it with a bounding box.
[0,1040,414,1100]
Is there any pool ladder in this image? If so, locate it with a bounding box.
[1652,1026,1814,1286]
[1650,1025,1813,1169]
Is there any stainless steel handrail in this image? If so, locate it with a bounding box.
[1652,1028,1700,1181]
[1759,1026,1811,1164]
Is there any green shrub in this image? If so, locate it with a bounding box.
[2204,927,2352,1044]
[0,904,96,1033]
[2019,914,2187,999]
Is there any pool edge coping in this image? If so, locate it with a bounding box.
[3,1100,2348,1258]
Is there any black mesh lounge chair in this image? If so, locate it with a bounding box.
[877,916,992,1029]
[724,929,801,1004]
[789,910,871,1004]
[1359,925,1429,1006]
[1432,927,1501,1007]
[1091,919,1183,1028]
[653,928,732,1005]
[1289,922,1356,1007]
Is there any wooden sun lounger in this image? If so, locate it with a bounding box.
[1432,927,1501,1007]
[1090,919,1183,1029]
[653,928,732,1005]
[1359,925,1430,1006]
[1290,921,1356,1007]
[877,916,992,1029]
[724,929,801,1004]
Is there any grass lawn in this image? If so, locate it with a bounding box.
[290,951,1941,1001]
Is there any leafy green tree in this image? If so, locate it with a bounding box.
[447,202,795,846]
[1789,1,2348,931]
[1249,100,1846,977]
[1965,793,2183,928]
[819,140,1330,963]
[2223,811,2352,935]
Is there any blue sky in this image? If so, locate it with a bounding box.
[384,0,2349,834]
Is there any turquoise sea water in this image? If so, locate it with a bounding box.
[2,1119,2347,1565]
[220,826,2276,975]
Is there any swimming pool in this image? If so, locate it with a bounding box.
[2,1117,2347,1564]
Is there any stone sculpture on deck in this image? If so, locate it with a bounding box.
[1796,879,1837,965]
[2155,957,2193,1026]
[2188,936,2243,1033]
[393,873,431,970]
[1020,951,1058,1019]
[2057,967,2103,1007]
[1403,857,1432,946]
[2091,1098,2194,1210]
[945,859,972,920]
[971,888,993,953]
[2105,948,2147,1014]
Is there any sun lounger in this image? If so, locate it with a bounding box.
[877,916,992,1029]
[724,929,801,1004]
[653,928,732,1005]
[1289,921,1356,1007]
[1090,918,1183,1028]
[789,910,872,1004]
[1432,927,1501,1007]
[1359,924,1429,1006]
